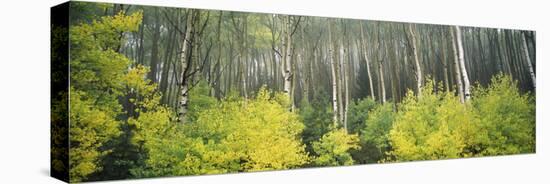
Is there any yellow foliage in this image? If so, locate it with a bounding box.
[67,11,143,182]
[313,129,360,166]
[69,90,121,182]
[388,76,535,162]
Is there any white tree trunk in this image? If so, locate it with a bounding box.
[455,26,471,101]
[328,22,338,125]
[450,26,465,103]
[360,22,375,101]
[409,24,423,97]
[283,16,293,104]
[365,52,375,101]
[178,10,195,124]
[521,32,536,89]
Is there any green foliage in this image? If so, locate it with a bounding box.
[387,76,535,162]
[69,11,144,116]
[69,90,121,182]
[347,98,378,134]
[122,65,162,114]
[248,15,274,49]
[191,87,309,171]
[89,63,166,181]
[312,129,360,166]
[344,98,386,164]
[69,2,113,25]
[71,11,142,52]
[273,90,292,108]
[187,81,218,122]
[360,103,395,163]
[388,81,480,161]
[63,5,536,180]
[68,12,144,182]
[127,104,178,178]
[134,87,309,177]
[299,91,334,153]
[130,81,217,178]
[51,91,69,175]
[471,74,535,155]
[51,25,69,177]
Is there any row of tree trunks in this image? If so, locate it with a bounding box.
[126,9,535,124]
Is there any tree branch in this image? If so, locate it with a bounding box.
[290,16,302,37]
[163,9,185,35]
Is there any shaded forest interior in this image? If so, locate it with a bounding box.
[105,4,536,111]
[54,2,536,182]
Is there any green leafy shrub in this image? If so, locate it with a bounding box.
[299,91,334,153]
[68,11,143,182]
[471,74,535,155]
[69,90,122,182]
[387,75,535,162]
[388,82,480,161]
[127,106,181,178]
[133,87,310,176]
[312,129,360,166]
[347,98,378,134]
[359,103,395,163]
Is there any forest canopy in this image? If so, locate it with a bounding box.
[51,2,536,182]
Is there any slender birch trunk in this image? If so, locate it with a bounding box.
[360,22,375,101]
[283,16,293,107]
[408,24,423,97]
[178,10,195,124]
[328,22,338,125]
[455,26,471,101]
[450,26,465,103]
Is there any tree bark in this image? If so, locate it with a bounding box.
[137,18,145,65]
[342,42,350,132]
[408,24,423,97]
[441,30,450,93]
[450,26,465,103]
[379,60,386,103]
[283,16,293,104]
[360,22,375,101]
[178,10,195,124]
[337,43,344,124]
[212,11,224,97]
[160,25,176,104]
[328,21,338,125]
[148,9,161,82]
[455,26,471,101]
[521,31,536,89]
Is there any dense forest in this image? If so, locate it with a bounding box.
[51,2,536,182]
